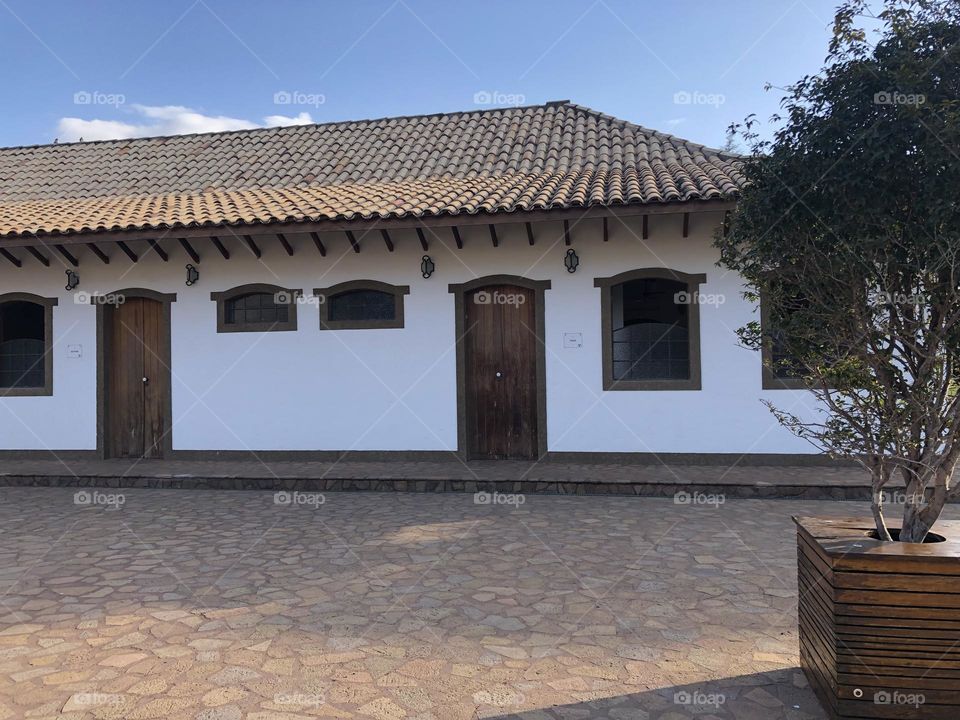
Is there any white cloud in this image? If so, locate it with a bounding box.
[57,104,315,142]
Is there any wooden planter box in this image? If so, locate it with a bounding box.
[795,517,960,720]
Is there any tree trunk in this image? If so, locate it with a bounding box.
[870,482,892,541]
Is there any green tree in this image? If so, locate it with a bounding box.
[718,0,960,542]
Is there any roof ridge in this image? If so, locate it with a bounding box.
[0,100,580,153]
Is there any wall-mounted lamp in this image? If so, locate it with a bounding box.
[564,248,579,273]
[185,264,199,286]
[64,269,79,291]
[421,255,435,279]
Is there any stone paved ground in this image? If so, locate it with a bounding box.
[0,487,952,719]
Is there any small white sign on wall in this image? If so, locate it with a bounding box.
[66,344,82,359]
[563,332,583,349]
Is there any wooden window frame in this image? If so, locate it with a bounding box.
[314,280,409,330]
[0,292,57,397]
[760,292,809,390]
[593,268,705,391]
[210,284,300,333]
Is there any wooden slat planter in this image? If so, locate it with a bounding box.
[795,517,960,719]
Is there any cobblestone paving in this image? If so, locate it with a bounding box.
[1,488,949,719]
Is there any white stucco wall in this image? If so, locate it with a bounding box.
[0,211,821,454]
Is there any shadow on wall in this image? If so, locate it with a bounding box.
[491,670,826,720]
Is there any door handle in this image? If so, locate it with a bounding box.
[495,371,502,378]
[142,377,149,385]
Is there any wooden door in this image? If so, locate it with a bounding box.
[463,284,539,459]
[105,297,168,458]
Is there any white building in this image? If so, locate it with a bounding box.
[0,101,820,462]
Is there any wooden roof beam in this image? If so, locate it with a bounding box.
[55,244,79,267]
[26,246,50,267]
[642,215,649,240]
[682,212,690,238]
[563,219,571,246]
[243,235,262,259]
[381,229,394,252]
[525,222,535,246]
[309,232,326,257]
[277,233,294,256]
[345,230,360,253]
[178,238,200,264]
[488,224,499,247]
[0,249,21,267]
[210,236,229,259]
[87,243,109,264]
[416,228,428,251]
[147,239,168,262]
[451,226,463,249]
[117,241,138,262]
[602,216,608,242]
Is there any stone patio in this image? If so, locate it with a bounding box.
[1,487,950,719]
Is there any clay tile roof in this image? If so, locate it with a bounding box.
[0,101,744,239]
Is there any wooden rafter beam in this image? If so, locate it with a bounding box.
[178,238,200,264]
[0,249,21,267]
[682,212,689,238]
[243,235,261,259]
[416,228,428,251]
[381,229,394,252]
[117,241,138,262]
[309,231,326,257]
[210,236,229,259]
[525,222,535,246]
[451,226,463,249]
[87,243,109,264]
[277,233,294,256]
[642,215,649,240]
[147,239,168,262]
[345,230,360,253]
[55,244,79,267]
[26,246,50,267]
[488,224,499,248]
[563,219,571,246]
[723,210,731,238]
[602,216,608,242]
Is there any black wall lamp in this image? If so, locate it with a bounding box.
[64,269,79,291]
[421,255,435,279]
[564,248,580,273]
[185,264,199,286]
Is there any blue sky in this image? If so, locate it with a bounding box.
[0,0,843,148]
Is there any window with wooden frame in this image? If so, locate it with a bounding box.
[210,284,300,333]
[761,290,808,389]
[594,269,705,390]
[314,280,409,330]
[0,293,57,396]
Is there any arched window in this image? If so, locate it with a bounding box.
[0,293,57,395]
[594,269,705,390]
[210,284,300,333]
[314,280,409,330]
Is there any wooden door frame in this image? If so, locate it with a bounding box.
[448,275,551,461]
[94,288,176,459]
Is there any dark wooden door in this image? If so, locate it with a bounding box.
[106,298,168,458]
[464,284,538,459]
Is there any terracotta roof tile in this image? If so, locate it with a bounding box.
[0,101,743,239]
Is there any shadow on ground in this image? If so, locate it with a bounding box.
[493,669,826,719]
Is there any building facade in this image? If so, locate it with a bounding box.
[0,102,820,460]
